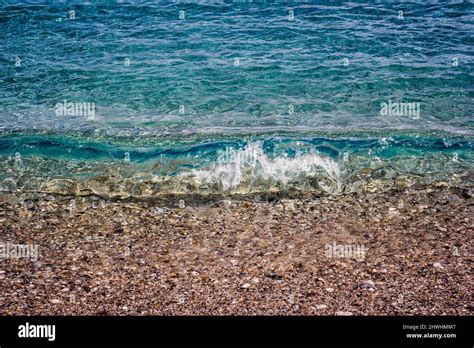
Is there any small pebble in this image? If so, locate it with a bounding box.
[433,262,443,269]
[360,280,375,289]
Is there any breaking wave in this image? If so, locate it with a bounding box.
[0,132,472,200]
[190,141,342,193]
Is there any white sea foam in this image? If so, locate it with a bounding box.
[190,141,341,192]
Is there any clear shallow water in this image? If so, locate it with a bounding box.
[0,132,472,197]
[0,1,473,197]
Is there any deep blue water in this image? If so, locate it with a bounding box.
[0,1,473,197]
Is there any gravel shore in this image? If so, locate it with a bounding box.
[0,187,472,315]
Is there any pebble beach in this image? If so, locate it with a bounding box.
[1,186,472,316]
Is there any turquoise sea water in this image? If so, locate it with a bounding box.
[0,1,473,197]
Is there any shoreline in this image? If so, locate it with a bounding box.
[0,187,472,315]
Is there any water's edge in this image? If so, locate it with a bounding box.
[1,130,472,200]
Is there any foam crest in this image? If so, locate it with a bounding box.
[190,141,341,193]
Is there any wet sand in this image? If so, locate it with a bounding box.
[0,187,472,315]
